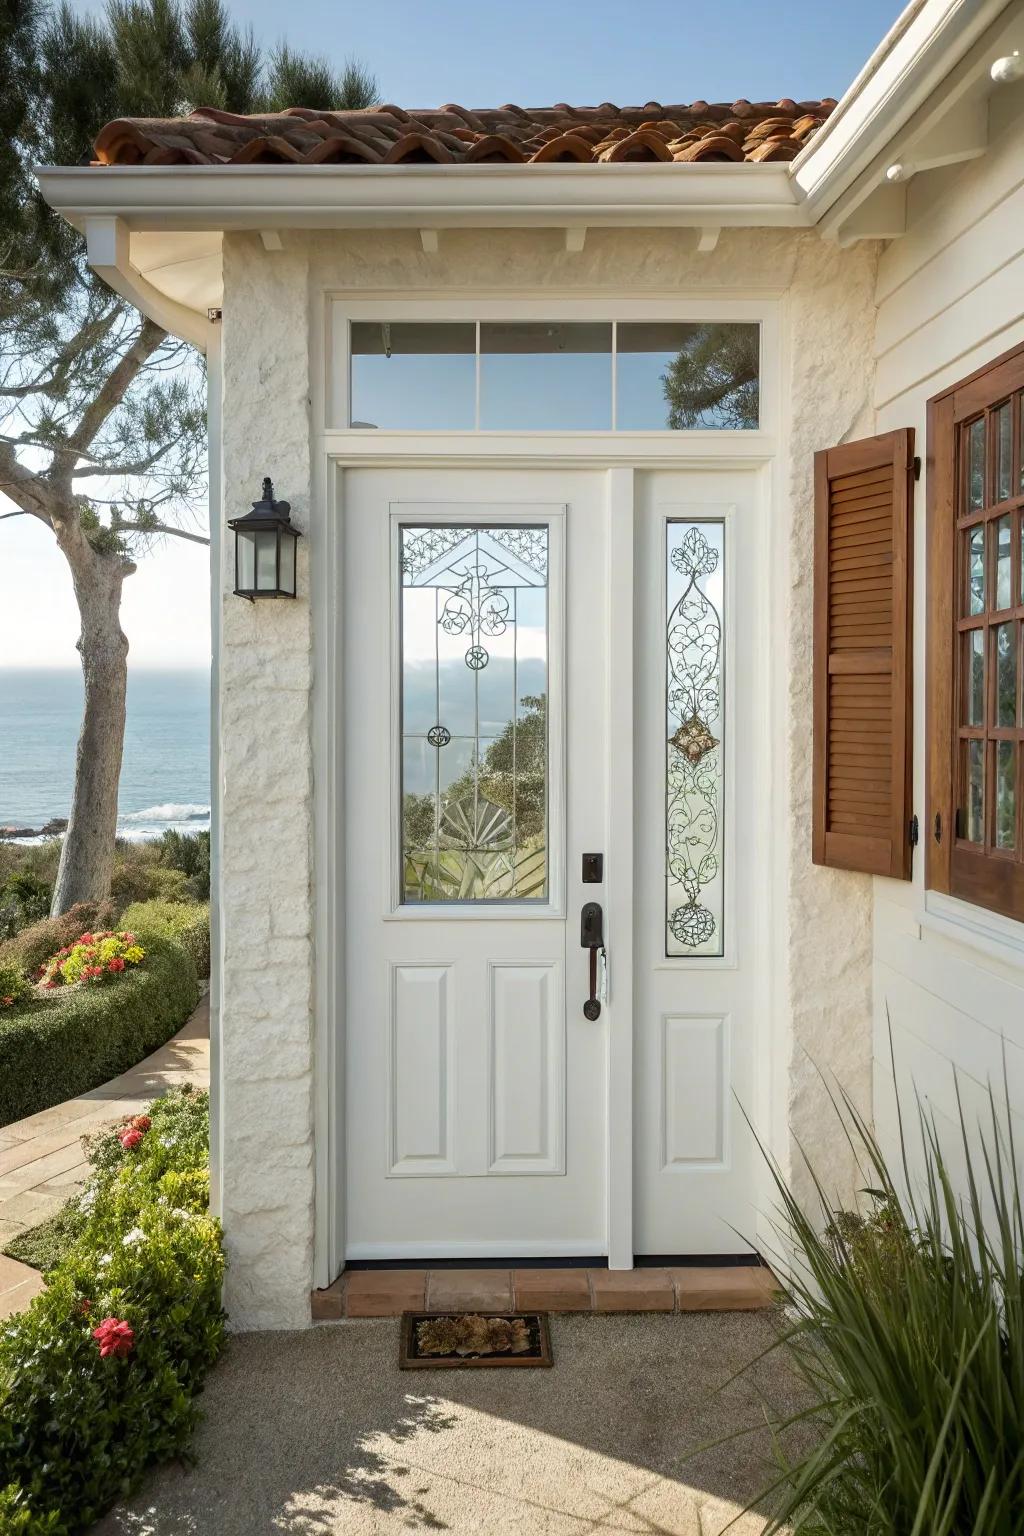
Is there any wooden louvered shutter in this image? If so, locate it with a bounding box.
[812,429,915,879]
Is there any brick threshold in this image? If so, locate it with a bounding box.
[312,1264,780,1321]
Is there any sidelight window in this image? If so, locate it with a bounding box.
[665,520,725,957]
[399,524,549,903]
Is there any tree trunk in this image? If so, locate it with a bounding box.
[50,533,131,914]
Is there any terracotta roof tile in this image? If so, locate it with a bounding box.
[90,98,836,168]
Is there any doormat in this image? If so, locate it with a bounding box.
[400,1311,552,1369]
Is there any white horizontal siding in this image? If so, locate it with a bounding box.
[874,90,1024,410]
[870,85,1024,1189]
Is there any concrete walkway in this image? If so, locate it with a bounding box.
[0,994,210,1318]
[97,1312,802,1536]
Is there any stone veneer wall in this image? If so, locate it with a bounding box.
[216,226,880,1328]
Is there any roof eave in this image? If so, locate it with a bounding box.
[35,160,809,235]
[789,0,1017,220]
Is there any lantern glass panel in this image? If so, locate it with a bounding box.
[237,529,257,592]
[255,530,278,591]
[279,530,296,595]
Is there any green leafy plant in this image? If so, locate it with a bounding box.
[0,872,52,940]
[120,898,210,979]
[0,933,198,1127]
[156,829,210,901]
[0,1088,225,1534]
[0,961,29,1011]
[742,1064,1024,1535]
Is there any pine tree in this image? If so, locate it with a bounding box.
[0,0,377,910]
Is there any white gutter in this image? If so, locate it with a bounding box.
[791,0,1016,217]
[37,160,807,234]
[85,215,212,352]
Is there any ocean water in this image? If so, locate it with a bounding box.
[0,668,210,840]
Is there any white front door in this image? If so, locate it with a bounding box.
[341,465,762,1261]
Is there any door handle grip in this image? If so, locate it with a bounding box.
[581,902,604,1020]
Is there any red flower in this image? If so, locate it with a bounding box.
[92,1317,134,1359]
[119,1127,143,1151]
[131,1114,151,1132]
[78,933,94,944]
[107,957,125,972]
[42,980,57,989]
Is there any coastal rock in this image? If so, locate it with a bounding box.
[0,817,67,840]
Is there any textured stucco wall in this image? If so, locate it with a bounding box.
[219,237,316,1330]
[216,225,880,1328]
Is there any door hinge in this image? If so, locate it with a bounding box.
[933,811,942,844]
[913,455,922,481]
[909,814,919,848]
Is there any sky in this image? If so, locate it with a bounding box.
[0,0,905,672]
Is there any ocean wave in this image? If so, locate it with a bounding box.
[122,803,210,823]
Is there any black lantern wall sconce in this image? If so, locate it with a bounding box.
[228,477,301,600]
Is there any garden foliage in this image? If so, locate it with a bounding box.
[0,1089,225,1534]
[120,899,210,980]
[748,1070,1024,1535]
[0,901,115,979]
[0,934,198,1127]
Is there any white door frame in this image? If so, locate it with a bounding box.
[309,291,785,1288]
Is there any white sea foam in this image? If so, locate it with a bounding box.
[122,803,210,824]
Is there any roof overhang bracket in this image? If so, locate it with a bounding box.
[564,227,587,253]
[835,180,906,247]
[419,228,440,254]
[85,215,210,351]
[260,229,284,251]
[695,227,721,253]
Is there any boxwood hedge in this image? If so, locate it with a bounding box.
[0,934,199,1128]
[120,899,210,980]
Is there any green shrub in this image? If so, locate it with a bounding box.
[0,902,116,980]
[0,872,53,941]
[0,1089,225,1534]
[157,829,210,901]
[747,1071,1024,1535]
[0,1484,65,1533]
[0,961,29,1011]
[109,860,189,912]
[0,934,199,1127]
[120,899,210,979]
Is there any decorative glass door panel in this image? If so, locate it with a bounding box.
[665,521,725,957]
[400,525,549,903]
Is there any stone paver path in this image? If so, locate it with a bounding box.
[0,994,209,1317]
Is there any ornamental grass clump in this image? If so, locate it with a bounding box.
[744,1066,1024,1536]
[0,1088,225,1535]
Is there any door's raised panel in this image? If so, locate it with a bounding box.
[660,1013,729,1170]
[387,963,456,1176]
[488,962,564,1174]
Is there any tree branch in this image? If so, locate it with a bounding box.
[0,440,59,525]
[116,520,210,547]
[62,319,167,464]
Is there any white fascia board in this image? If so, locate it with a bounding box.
[791,0,1015,218]
[37,161,807,233]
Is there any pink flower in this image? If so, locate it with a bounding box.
[1,995,14,1007]
[78,933,94,945]
[131,1114,151,1131]
[119,1127,143,1151]
[92,1317,134,1359]
[121,933,136,945]
[107,957,125,973]
[42,980,57,990]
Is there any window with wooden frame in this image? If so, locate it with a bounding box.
[927,341,1024,922]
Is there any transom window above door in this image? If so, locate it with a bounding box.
[349,321,760,432]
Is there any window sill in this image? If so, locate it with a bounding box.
[920,889,1024,968]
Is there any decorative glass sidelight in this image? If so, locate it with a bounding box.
[400,524,549,903]
[665,521,725,957]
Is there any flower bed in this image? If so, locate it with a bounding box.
[0,1088,225,1534]
[0,933,199,1128]
[38,929,145,988]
